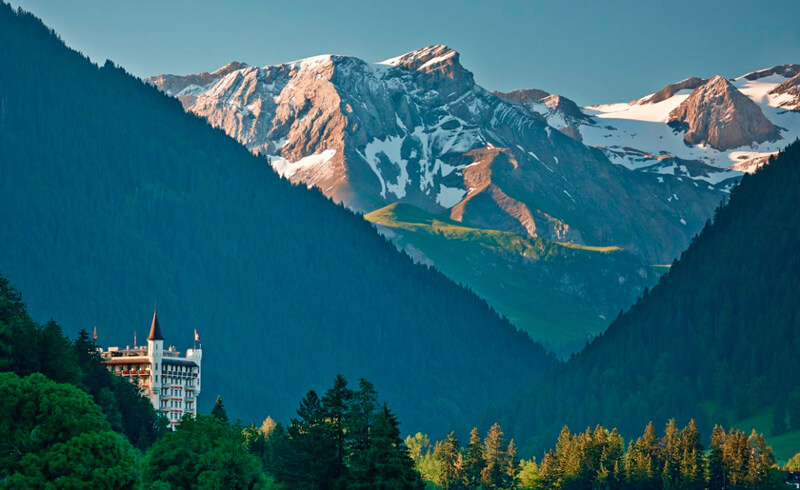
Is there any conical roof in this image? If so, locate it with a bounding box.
[147,306,164,341]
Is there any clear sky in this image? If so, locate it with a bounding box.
[9,0,800,104]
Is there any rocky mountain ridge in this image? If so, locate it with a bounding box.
[147,45,728,264]
[667,75,780,151]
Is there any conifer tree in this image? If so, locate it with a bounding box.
[347,379,379,483]
[626,421,659,490]
[661,419,681,489]
[462,427,484,488]
[708,425,726,490]
[211,395,228,422]
[677,419,703,490]
[746,429,775,487]
[481,422,508,488]
[361,405,423,489]
[505,439,518,485]
[284,390,338,487]
[433,431,463,489]
[322,373,352,483]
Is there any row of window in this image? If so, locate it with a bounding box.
[162,399,183,409]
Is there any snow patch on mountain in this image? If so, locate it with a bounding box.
[437,184,467,207]
[271,149,337,179]
[572,68,800,176]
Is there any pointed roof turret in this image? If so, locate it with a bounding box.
[147,305,164,341]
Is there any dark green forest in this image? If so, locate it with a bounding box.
[493,141,800,454]
[1,279,794,488]
[0,2,554,436]
[0,274,167,450]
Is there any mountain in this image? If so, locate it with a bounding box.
[147,46,727,263]
[578,67,800,175]
[492,89,590,141]
[148,46,733,352]
[365,203,658,356]
[493,141,800,458]
[668,75,780,151]
[771,71,800,111]
[0,3,556,436]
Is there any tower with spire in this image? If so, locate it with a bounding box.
[98,305,203,429]
[146,305,164,412]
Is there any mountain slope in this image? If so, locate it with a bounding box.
[577,68,800,174]
[495,141,800,455]
[365,203,658,356]
[148,49,735,353]
[668,75,780,151]
[0,4,555,436]
[148,47,727,264]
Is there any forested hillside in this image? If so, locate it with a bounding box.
[0,3,554,436]
[496,141,800,454]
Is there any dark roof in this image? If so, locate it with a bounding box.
[102,356,149,365]
[163,358,198,368]
[147,307,164,341]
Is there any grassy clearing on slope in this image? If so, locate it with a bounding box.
[365,203,542,257]
[699,402,800,463]
[365,203,651,357]
[732,409,800,463]
[556,242,622,253]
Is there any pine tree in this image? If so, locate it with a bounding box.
[284,390,338,488]
[211,395,228,422]
[321,373,352,484]
[433,431,463,489]
[481,422,507,488]
[746,429,775,487]
[463,427,484,488]
[348,379,378,484]
[362,405,424,489]
[505,439,518,487]
[626,422,659,490]
[677,419,703,490]
[707,425,726,490]
[661,419,681,489]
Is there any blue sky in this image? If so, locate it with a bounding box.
[10,0,800,104]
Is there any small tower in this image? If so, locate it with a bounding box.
[146,306,164,410]
[185,345,202,416]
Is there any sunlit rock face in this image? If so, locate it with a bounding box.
[148,46,735,263]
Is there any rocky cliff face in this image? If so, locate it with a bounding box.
[493,89,590,141]
[148,46,730,263]
[668,76,780,151]
[636,77,707,105]
[770,71,800,111]
[148,61,248,109]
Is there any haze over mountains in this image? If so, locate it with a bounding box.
[148,47,800,354]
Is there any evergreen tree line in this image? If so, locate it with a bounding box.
[0,274,167,450]
[494,141,800,453]
[0,1,553,437]
[407,420,787,489]
[240,375,424,489]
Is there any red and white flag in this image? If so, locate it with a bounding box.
[194,329,200,342]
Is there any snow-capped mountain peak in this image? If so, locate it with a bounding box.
[147,52,796,264]
[380,44,459,71]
